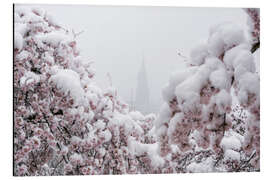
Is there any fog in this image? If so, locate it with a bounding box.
[23,4,248,113]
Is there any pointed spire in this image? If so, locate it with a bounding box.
[135,52,150,114]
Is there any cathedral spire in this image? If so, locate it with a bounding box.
[135,53,150,114]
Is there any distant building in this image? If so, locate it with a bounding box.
[135,59,150,114]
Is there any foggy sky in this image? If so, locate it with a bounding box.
[21,4,248,112]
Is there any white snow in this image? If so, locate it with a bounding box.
[128,137,164,168]
[208,32,225,57]
[207,22,246,57]
[20,71,40,86]
[175,65,211,110]
[99,147,106,157]
[220,132,242,151]
[129,111,145,121]
[71,136,82,145]
[253,49,260,73]
[168,113,184,138]
[102,129,112,142]
[15,32,23,51]
[70,153,83,165]
[233,50,256,80]
[213,90,232,114]
[223,44,250,70]
[94,120,106,130]
[190,42,209,65]
[36,32,72,47]
[224,149,240,161]
[170,144,180,154]
[238,72,260,105]
[209,69,230,90]
[49,69,84,105]
[45,12,62,27]
[108,112,144,136]
[221,23,245,49]
[43,52,54,64]
[187,158,214,173]
[14,23,28,37]
[204,57,224,70]
[15,6,44,24]
[13,5,261,174]
[155,103,171,132]
[17,50,31,61]
[162,67,198,102]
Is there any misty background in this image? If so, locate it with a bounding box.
[23,4,248,113]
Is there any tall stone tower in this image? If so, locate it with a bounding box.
[135,57,150,114]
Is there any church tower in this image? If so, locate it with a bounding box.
[135,56,150,114]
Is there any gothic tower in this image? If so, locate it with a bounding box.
[135,56,150,114]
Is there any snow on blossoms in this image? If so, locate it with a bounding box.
[13,5,260,176]
[155,8,260,171]
[14,6,162,176]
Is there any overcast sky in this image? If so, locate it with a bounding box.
[20,4,248,112]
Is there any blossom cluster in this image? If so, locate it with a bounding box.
[13,6,260,175]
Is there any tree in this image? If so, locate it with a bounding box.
[14,6,162,176]
[13,6,260,175]
[155,8,260,172]
[244,8,260,53]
